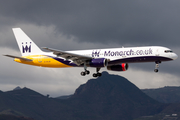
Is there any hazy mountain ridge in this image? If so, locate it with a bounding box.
[142,86,180,103]
[0,72,179,120]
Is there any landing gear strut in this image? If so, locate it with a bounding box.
[154,61,161,73]
[93,67,102,77]
[81,64,90,76]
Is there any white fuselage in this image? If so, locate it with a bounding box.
[5,28,178,77]
[64,46,177,65]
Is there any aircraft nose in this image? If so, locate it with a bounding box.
[172,53,178,60]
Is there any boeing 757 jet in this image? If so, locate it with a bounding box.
[4,28,178,77]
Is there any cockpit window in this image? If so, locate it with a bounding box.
[165,50,173,53]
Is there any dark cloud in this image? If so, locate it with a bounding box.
[0,0,180,46]
[0,0,180,96]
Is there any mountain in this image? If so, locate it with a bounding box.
[0,87,70,120]
[13,86,22,91]
[142,86,180,103]
[0,72,167,120]
[68,72,165,120]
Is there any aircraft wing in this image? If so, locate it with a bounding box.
[42,47,92,65]
[3,55,32,61]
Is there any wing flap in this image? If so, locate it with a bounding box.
[3,55,32,61]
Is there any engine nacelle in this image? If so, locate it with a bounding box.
[107,63,129,71]
[86,58,108,67]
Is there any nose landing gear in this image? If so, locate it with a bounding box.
[154,61,161,73]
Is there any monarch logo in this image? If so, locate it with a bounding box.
[92,50,100,57]
[22,42,31,53]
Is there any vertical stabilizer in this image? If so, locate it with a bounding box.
[12,28,43,56]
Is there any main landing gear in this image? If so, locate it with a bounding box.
[81,70,90,76]
[92,68,102,77]
[154,61,161,73]
[80,64,102,77]
[81,69,102,77]
[81,64,90,76]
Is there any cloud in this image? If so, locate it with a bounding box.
[0,1,179,97]
[1,1,180,46]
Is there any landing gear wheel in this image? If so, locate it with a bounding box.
[92,67,102,77]
[93,73,98,77]
[92,72,102,77]
[85,70,90,75]
[81,71,86,76]
[81,63,90,76]
[97,72,102,77]
[154,61,161,73]
[154,69,158,73]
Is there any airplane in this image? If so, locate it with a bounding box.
[4,28,178,77]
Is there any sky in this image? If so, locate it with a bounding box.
[0,0,180,97]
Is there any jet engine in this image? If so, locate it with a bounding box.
[107,63,129,71]
[86,58,108,67]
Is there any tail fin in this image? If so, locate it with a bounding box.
[12,28,43,56]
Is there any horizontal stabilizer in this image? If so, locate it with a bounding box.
[3,55,32,61]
